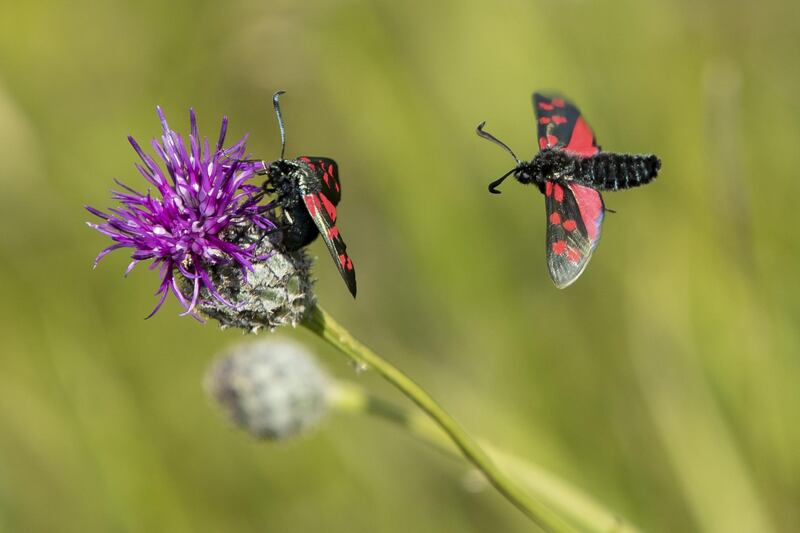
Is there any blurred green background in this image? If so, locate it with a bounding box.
[1,0,799,531]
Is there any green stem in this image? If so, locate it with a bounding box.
[302,304,575,532]
[333,382,641,533]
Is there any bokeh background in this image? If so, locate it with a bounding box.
[1,0,799,531]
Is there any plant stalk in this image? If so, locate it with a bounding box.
[332,382,640,533]
[302,304,575,532]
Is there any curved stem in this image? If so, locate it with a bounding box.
[332,382,641,533]
[302,304,575,532]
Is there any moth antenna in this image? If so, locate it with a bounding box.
[476,121,520,164]
[487,168,516,194]
[273,90,287,160]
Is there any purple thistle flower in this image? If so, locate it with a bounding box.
[87,107,277,318]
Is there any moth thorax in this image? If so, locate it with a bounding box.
[267,160,296,183]
[265,164,300,209]
[533,149,578,181]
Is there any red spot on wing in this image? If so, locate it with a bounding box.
[562,219,577,232]
[568,184,604,244]
[553,184,564,203]
[552,98,565,108]
[552,240,566,255]
[538,101,554,111]
[321,163,340,196]
[338,254,353,271]
[327,226,340,239]
[565,116,599,156]
[566,247,582,263]
[551,115,567,125]
[298,156,316,171]
[546,134,558,147]
[319,193,337,221]
[545,181,553,197]
[549,212,561,225]
[304,195,321,216]
[539,117,551,125]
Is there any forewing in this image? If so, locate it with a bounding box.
[298,156,341,204]
[544,181,605,288]
[533,93,601,157]
[302,191,357,297]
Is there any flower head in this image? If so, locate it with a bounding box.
[205,337,332,440]
[189,223,315,331]
[87,107,276,318]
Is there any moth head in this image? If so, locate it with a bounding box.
[512,162,538,186]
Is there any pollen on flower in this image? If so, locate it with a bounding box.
[86,107,278,318]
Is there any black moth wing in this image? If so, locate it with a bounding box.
[298,160,356,297]
[297,156,341,204]
[544,180,601,289]
[533,93,601,156]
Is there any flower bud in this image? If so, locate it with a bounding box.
[205,337,331,440]
[193,223,316,332]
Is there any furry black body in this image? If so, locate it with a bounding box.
[257,91,357,297]
[265,159,321,251]
[515,148,661,193]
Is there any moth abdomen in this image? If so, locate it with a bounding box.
[577,152,660,191]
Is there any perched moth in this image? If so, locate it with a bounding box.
[259,92,357,297]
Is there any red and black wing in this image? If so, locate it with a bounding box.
[298,156,341,204]
[533,93,601,157]
[299,159,356,297]
[544,180,605,288]
[535,93,605,287]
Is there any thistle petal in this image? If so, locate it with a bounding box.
[86,107,278,318]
